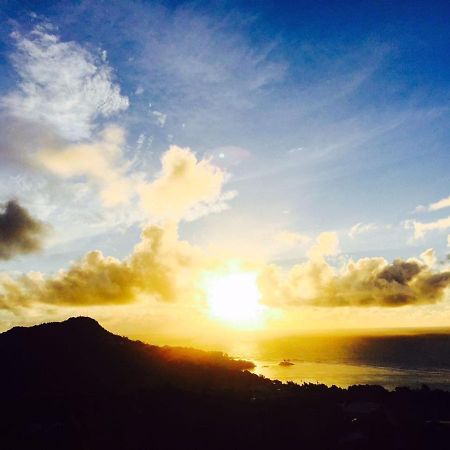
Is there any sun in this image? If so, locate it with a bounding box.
[202,271,264,328]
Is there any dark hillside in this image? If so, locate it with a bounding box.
[0,316,259,398]
[1,317,450,450]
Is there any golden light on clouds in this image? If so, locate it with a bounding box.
[1,13,450,350]
[38,125,133,206]
[138,145,234,221]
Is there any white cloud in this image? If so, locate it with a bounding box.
[1,24,129,140]
[136,133,146,150]
[348,222,378,238]
[412,216,450,239]
[429,195,450,212]
[152,110,167,127]
[413,195,450,214]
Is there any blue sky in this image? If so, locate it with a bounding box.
[0,0,450,335]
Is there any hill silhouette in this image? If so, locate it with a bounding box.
[1,317,450,450]
[0,316,258,397]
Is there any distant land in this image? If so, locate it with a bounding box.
[1,317,450,450]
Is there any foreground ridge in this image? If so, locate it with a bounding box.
[1,317,450,450]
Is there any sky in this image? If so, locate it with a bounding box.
[0,0,450,347]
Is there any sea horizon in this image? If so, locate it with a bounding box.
[236,330,450,391]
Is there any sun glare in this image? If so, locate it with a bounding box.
[203,271,264,328]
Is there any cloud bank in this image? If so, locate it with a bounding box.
[2,228,449,314]
[258,235,450,308]
[0,223,208,312]
[0,200,48,260]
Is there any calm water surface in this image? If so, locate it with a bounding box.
[240,332,450,390]
[252,360,450,391]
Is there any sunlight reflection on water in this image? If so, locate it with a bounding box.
[231,332,450,391]
[251,360,450,391]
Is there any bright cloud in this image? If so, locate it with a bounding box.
[37,126,134,207]
[138,146,234,221]
[1,24,129,140]
[152,110,167,127]
[37,127,234,220]
[258,234,450,308]
[429,195,450,211]
[1,10,450,332]
[348,222,377,238]
[307,231,340,261]
[1,226,449,315]
[412,216,450,239]
[0,223,208,312]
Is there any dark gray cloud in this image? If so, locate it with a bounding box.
[378,260,422,285]
[0,200,48,260]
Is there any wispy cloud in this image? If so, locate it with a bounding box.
[348,222,378,238]
[414,195,450,213]
[152,110,167,128]
[140,8,286,110]
[410,216,450,239]
[1,24,128,140]
[429,195,450,212]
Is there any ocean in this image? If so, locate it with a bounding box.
[242,331,450,390]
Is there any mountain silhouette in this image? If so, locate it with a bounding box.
[1,317,450,450]
[0,316,258,398]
